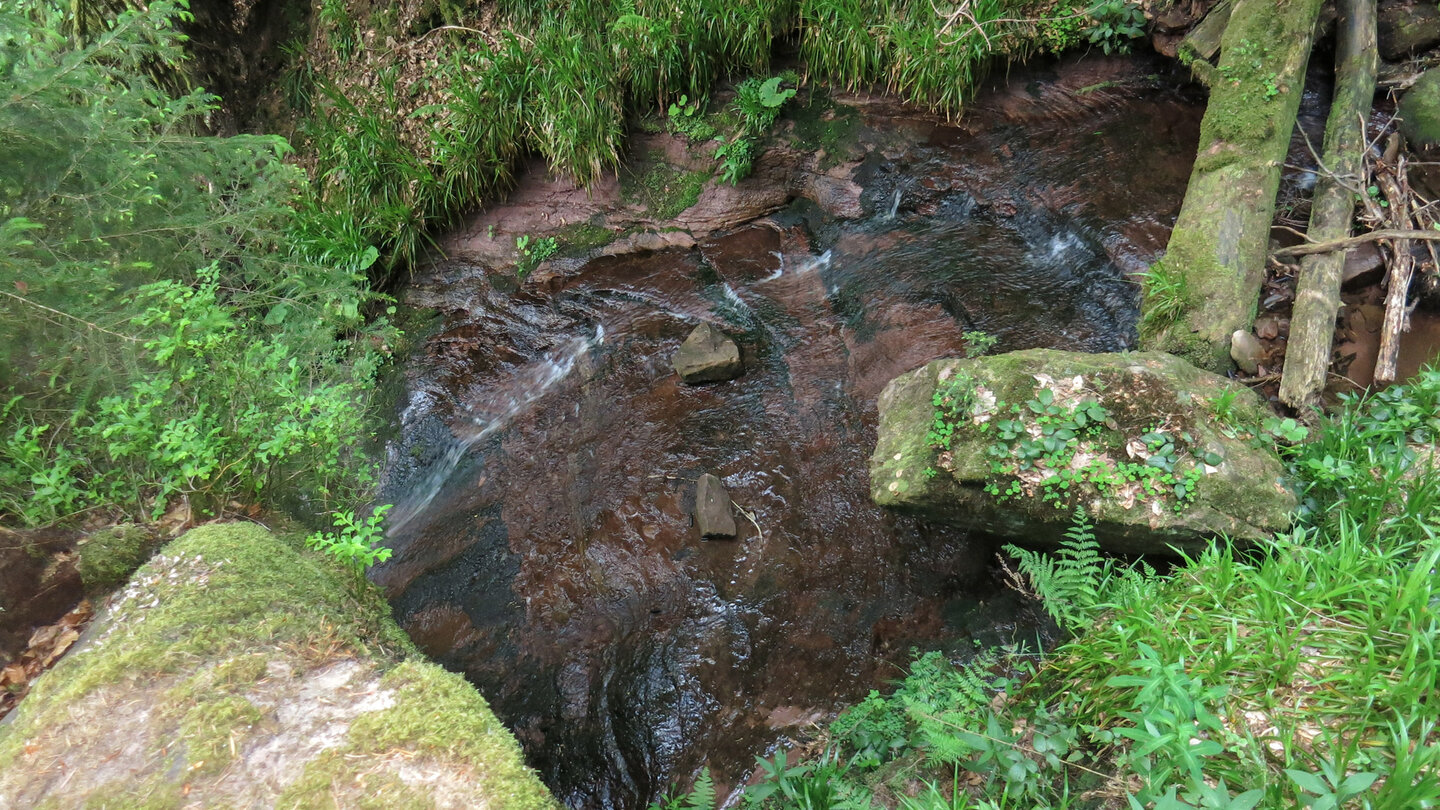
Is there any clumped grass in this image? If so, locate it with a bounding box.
[678,372,1440,809]
[293,0,1080,273]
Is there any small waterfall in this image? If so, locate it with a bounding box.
[386,329,601,534]
[886,188,903,220]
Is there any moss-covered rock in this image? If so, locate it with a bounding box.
[75,524,159,594]
[871,349,1296,553]
[1400,67,1440,148]
[0,523,557,810]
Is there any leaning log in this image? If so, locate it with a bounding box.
[1140,0,1326,372]
[1374,162,1415,384]
[1279,0,1378,411]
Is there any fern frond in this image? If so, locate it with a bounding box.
[684,767,715,810]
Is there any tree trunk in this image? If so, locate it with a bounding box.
[1279,0,1378,411]
[1140,0,1326,372]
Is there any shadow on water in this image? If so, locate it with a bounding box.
[375,56,1204,809]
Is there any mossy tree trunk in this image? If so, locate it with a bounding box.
[1280,0,1378,410]
[1140,0,1326,371]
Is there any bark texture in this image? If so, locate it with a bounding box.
[1140,0,1326,371]
[1280,0,1378,409]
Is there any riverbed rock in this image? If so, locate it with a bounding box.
[0,522,557,810]
[1229,329,1265,375]
[695,473,738,538]
[1379,0,1440,61]
[1399,68,1440,148]
[871,349,1296,554]
[673,322,743,383]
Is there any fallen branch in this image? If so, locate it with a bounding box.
[1375,160,1415,385]
[1279,0,1377,410]
[1270,228,1440,257]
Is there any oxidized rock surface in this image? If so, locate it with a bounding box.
[694,473,737,538]
[871,349,1297,553]
[673,322,743,383]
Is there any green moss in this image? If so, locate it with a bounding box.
[0,524,408,769]
[620,153,709,220]
[554,220,619,255]
[178,694,264,775]
[281,660,557,810]
[1399,68,1440,148]
[787,89,861,169]
[76,524,157,593]
[73,777,183,810]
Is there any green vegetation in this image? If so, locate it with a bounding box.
[76,524,158,593]
[305,504,394,573]
[675,370,1440,809]
[0,0,395,528]
[925,373,1219,513]
[1083,0,1146,55]
[515,234,560,279]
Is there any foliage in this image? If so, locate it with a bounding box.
[962,330,999,358]
[306,505,394,573]
[716,136,757,185]
[0,0,394,524]
[723,372,1440,809]
[1138,261,1190,335]
[515,234,559,279]
[1003,507,1154,633]
[1083,0,1146,55]
[666,93,717,141]
[922,374,1218,513]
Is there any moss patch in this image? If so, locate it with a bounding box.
[0,523,556,809]
[76,524,159,594]
[620,151,710,220]
[787,89,862,170]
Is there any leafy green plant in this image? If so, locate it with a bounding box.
[962,330,999,358]
[515,234,559,279]
[1084,0,1146,55]
[306,504,394,572]
[715,136,756,185]
[735,75,796,133]
[651,767,716,810]
[666,93,717,141]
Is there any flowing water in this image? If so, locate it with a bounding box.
[376,56,1205,809]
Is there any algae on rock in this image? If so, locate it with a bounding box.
[0,523,558,810]
[871,349,1296,554]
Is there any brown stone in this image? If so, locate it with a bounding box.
[673,323,743,384]
[695,473,737,539]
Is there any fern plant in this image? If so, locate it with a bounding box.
[651,767,715,810]
[1004,507,1153,632]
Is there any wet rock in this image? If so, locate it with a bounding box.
[0,523,557,809]
[695,473,738,538]
[1379,1,1440,61]
[673,322,743,383]
[1399,68,1440,148]
[1229,329,1265,375]
[871,349,1297,554]
[1341,241,1386,289]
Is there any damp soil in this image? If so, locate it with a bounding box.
[375,54,1206,809]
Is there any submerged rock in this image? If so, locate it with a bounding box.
[673,322,743,383]
[695,473,738,538]
[0,523,557,810]
[871,349,1296,554]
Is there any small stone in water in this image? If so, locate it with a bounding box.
[695,473,737,539]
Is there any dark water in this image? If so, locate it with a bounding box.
[376,56,1204,809]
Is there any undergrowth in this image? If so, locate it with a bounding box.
[663,370,1440,808]
[288,0,1096,273]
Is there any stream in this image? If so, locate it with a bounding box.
[374,55,1205,809]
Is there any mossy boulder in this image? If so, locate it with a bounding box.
[75,523,159,594]
[0,523,558,810]
[1399,67,1440,148]
[871,349,1296,553]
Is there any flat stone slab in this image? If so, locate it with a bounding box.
[871,349,1297,554]
[695,473,737,538]
[673,323,742,384]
